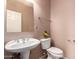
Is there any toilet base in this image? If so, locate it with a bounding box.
[47,56,60,59]
[47,53,60,59]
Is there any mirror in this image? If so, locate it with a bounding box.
[5,0,34,32]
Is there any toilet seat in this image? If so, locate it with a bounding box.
[47,47,63,57]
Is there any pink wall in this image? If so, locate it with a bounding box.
[50,0,75,59]
[33,0,50,38]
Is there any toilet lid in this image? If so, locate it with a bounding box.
[47,47,63,54]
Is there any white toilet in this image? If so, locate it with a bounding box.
[40,38,64,59]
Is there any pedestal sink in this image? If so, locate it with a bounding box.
[5,38,40,59]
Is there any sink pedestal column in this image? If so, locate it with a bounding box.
[20,50,30,59]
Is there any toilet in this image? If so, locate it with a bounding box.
[40,38,63,59]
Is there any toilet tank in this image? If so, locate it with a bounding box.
[40,38,51,49]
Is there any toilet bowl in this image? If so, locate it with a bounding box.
[40,38,63,59]
[47,47,63,59]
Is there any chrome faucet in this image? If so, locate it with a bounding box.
[16,38,25,43]
[22,39,26,43]
[27,38,29,41]
[16,37,30,43]
[16,39,20,43]
[22,38,30,43]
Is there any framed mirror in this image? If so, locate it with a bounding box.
[5,0,34,32]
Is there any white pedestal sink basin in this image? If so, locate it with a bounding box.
[5,38,40,59]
